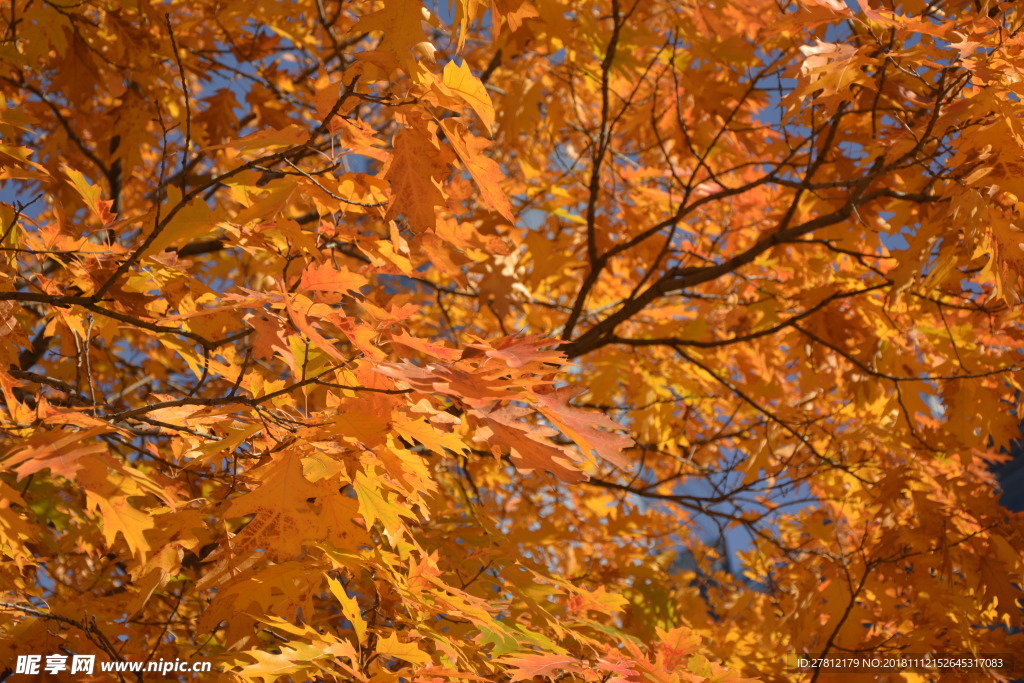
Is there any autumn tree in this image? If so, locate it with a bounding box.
[1,0,1024,680]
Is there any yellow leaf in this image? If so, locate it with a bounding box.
[87,492,153,560]
[326,574,368,644]
[353,468,415,537]
[375,632,432,665]
[443,60,495,135]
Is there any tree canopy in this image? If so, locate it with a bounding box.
[1,0,1023,680]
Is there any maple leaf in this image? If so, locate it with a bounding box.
[442,118,514,221]
[375,632,433,665]
[351,0,432,72]
[492,0,539,34]
[326,574,368,644]
[375,360,516,406]
[76,455,158,560]
[655,626,703,671]
[384,124,451,231]
[389,330,463,361]
[352,468,417,537]
[467,334,567,370]
[5,1,1024,681]
[280,289,351,365]
[443,60,496,135]
[62,164,118,227]
[243,310,289,361]
[799,0,849,11]
[795,39,870,114]
[395,416,469,456]
[499,653,583,681]
[534,387,634,469]
[202,454,369,585]
[299,262,368,295]
[471,404,588,483]
[5,427,110,479]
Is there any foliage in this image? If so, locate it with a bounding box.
[1,0,1024,680]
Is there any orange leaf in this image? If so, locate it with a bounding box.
[499,654,582,681]
[441,118,513,221]
[299,262,368,295]
[534,387,634,469]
